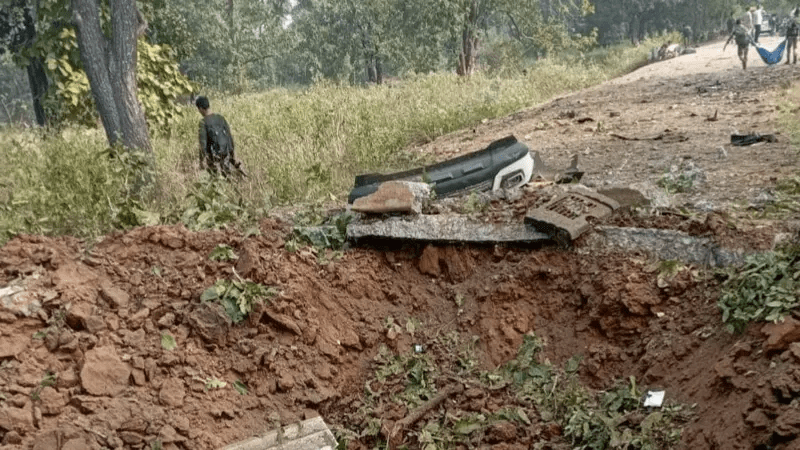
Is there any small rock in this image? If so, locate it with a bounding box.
[80,346,131,396]
[31,429,59,450]
[351,181,430,215]
[159,378,185,407]
[37,387,68,415]
[763,317,800,352]
[62,438,90,450]
[0,404,34,434]
[128,308,151,328]
[100,282,130,309]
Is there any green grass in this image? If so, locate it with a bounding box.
[0,37,665,244]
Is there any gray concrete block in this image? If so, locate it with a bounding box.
[219,416,337,450]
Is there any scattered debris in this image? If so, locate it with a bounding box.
[219,416,337,450]
[348,135,534,204]
[525,188,620,246]
[346,215,549,244]
[609,130,689,143]
[351,181,430,215]
[731,133,777,146]
[643,390,666,408]
[579,226,750,267]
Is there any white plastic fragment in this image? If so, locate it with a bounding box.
[643,390,665,407]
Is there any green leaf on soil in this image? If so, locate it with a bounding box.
[161,333,177,351]
[233,379,248,395]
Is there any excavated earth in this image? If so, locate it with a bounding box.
[3,37,800,450]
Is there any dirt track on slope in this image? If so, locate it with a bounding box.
[2,37,800,450]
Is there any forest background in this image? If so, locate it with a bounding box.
[0,0,797,244]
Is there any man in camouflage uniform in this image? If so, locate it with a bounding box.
[724,19,752,70]
[196,96,244,177]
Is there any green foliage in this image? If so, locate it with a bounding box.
[287,209,354,252]
[30,371,57,401]
[209,244,238,261]
[495,334,687,450]
[758,175,800,219]
[178,173,252,231]
[233,379,249,395]
[657,172,694,194]
[718,249,800,333]
[43,30,195,129]
[200,278,277,323]
[161,333,177,351]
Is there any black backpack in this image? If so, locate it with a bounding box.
[788,19,799,37]
[205,120,232,157]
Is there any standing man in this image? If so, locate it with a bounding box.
[196,96,244,177]
[724,19,752,70]
[753,4,764,43]
[787,9,800,65]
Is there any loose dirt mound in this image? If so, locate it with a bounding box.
[3,38,800,450]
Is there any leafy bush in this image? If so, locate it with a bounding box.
[43,28,194,130]
[200,278,277,323]
[718,249,800,333]
[497,334,687,450]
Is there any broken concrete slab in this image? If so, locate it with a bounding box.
[579,226,748,267]
[351,181,430,215]
[347,215,550,244]
[219,416,336,450]
[525,188,620,245]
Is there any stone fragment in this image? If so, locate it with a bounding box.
[100,282,130,309]
[187,303,230,346]
[263,310,302,336]
[66,302,94,330]
[763,317,800,352]
[80,346,131,396]
[0,333,29,358]
[159,378,185,407]
[0,285,41,317]
[2,430,23,445]
[418,245,441,277]
[37,387,68,415]
[62,438,90,450]
[351,181,430,215]
[0,404,34,434]
[31,429,59,450]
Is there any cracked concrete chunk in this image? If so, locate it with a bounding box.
[219,416,337,450]
[347,215,549,244]
[351,181,430,215]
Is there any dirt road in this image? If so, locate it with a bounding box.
[2,38,800,450]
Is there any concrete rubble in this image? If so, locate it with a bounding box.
[218,416,336,450]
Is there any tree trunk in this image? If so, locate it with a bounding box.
[10,0,49,126]
[110,0,150,151]
[71,0,151,152]
[457,0,479,76]
[25,57,48,126]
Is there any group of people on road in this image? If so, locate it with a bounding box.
[724,4,800,70]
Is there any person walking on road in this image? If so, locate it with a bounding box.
[753,5,764,43]
[787,9,800,65]
[724,19,752,70]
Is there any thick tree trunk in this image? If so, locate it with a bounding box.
[457,0,479,76]
[110,0,150,151]
[71,0,151,152]
[25,57,48,126]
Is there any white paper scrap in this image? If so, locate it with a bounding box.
[643,390,665,407]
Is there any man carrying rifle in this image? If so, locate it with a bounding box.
[196,96,247,178]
